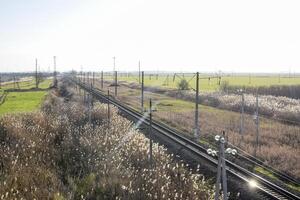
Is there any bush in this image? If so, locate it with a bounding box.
[219,80,229,92]
[177,79,189,90]
[0,81,215,200]
[220,84,300,99]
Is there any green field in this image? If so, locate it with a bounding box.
[0,78,52,115]
[0,77,52,90]
[100,74,300,91]
[0,91,47,115]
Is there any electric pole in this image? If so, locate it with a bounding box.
[107,90,110,129]
[194,72,200,140]
[141,71,144,113]
[101,71,104,89]
[113,56,116,71]
[114,71,117,96]
[13,75,16,89]
[92,72,95,88]
[149,98,153,167]
[35,58,38,88]
[53,56,57,87]
[254,92,260,157]
[88,94,91,123]
[240,92,245,141]
[138,61,141,84]
[209,131,236,200]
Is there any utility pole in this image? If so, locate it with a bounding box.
[214,132,228,200]
[113,56,116,71]
[89,72,91,85]
[78,73,81,95]
[141,71,144,113]
[107,90,110,129]
[0,73,1,89]
[86,72,88,84]
[87,72,89,85]
[101,71,104,89]
[149,98,153,167]
[194,72,200,140]
[38,64,40,81]
[83,89,86,104]
[114,71,117,96]
[35,58,38,88]
[79,71,82,82]
[254,92,260,157]
[88,94,91,123]
[92,72,95,87]
[13,75,16,89]
[53,56,57,87]
[239,92,245,140]
[138,61,141,84]
[85,72,87,84]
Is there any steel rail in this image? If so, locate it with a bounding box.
[93,76,300,185]
[71,77,300,200]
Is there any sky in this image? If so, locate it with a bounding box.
[0,0,300,73]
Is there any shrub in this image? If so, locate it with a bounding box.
[219,80,229,92]
[177,79,189,90]
[220,84,300,99]
[0,81,215,200]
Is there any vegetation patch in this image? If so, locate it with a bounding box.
[0,91,47,115]
[113,74,300,92]
[0,81,216,199]
[0,79,52,115]
[254,166,278,180]
[254,166,300,193]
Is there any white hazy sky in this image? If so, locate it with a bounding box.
[0,0,300,73]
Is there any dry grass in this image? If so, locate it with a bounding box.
[155,110,300,178]
[0,81,216,199]
[104,80,300,124]
[100,82,300,179]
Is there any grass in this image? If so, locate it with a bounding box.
[100,74,300,91]
[111,81,300,179]
[254,166,278,180]
[0,77,52,90]
[0,91,47,115]
[221,75,300,87]
[38,78,53,89]
[287,183,300,193]
[155,99,194,111]
[254,166,300,193]
[0,82,216,199]
[0,78,52,115]
[145,98,231,115]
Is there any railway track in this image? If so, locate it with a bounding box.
[70,77,300,200]
[103,78,300,186]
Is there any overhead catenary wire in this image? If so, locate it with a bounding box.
[72,71,300,185]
